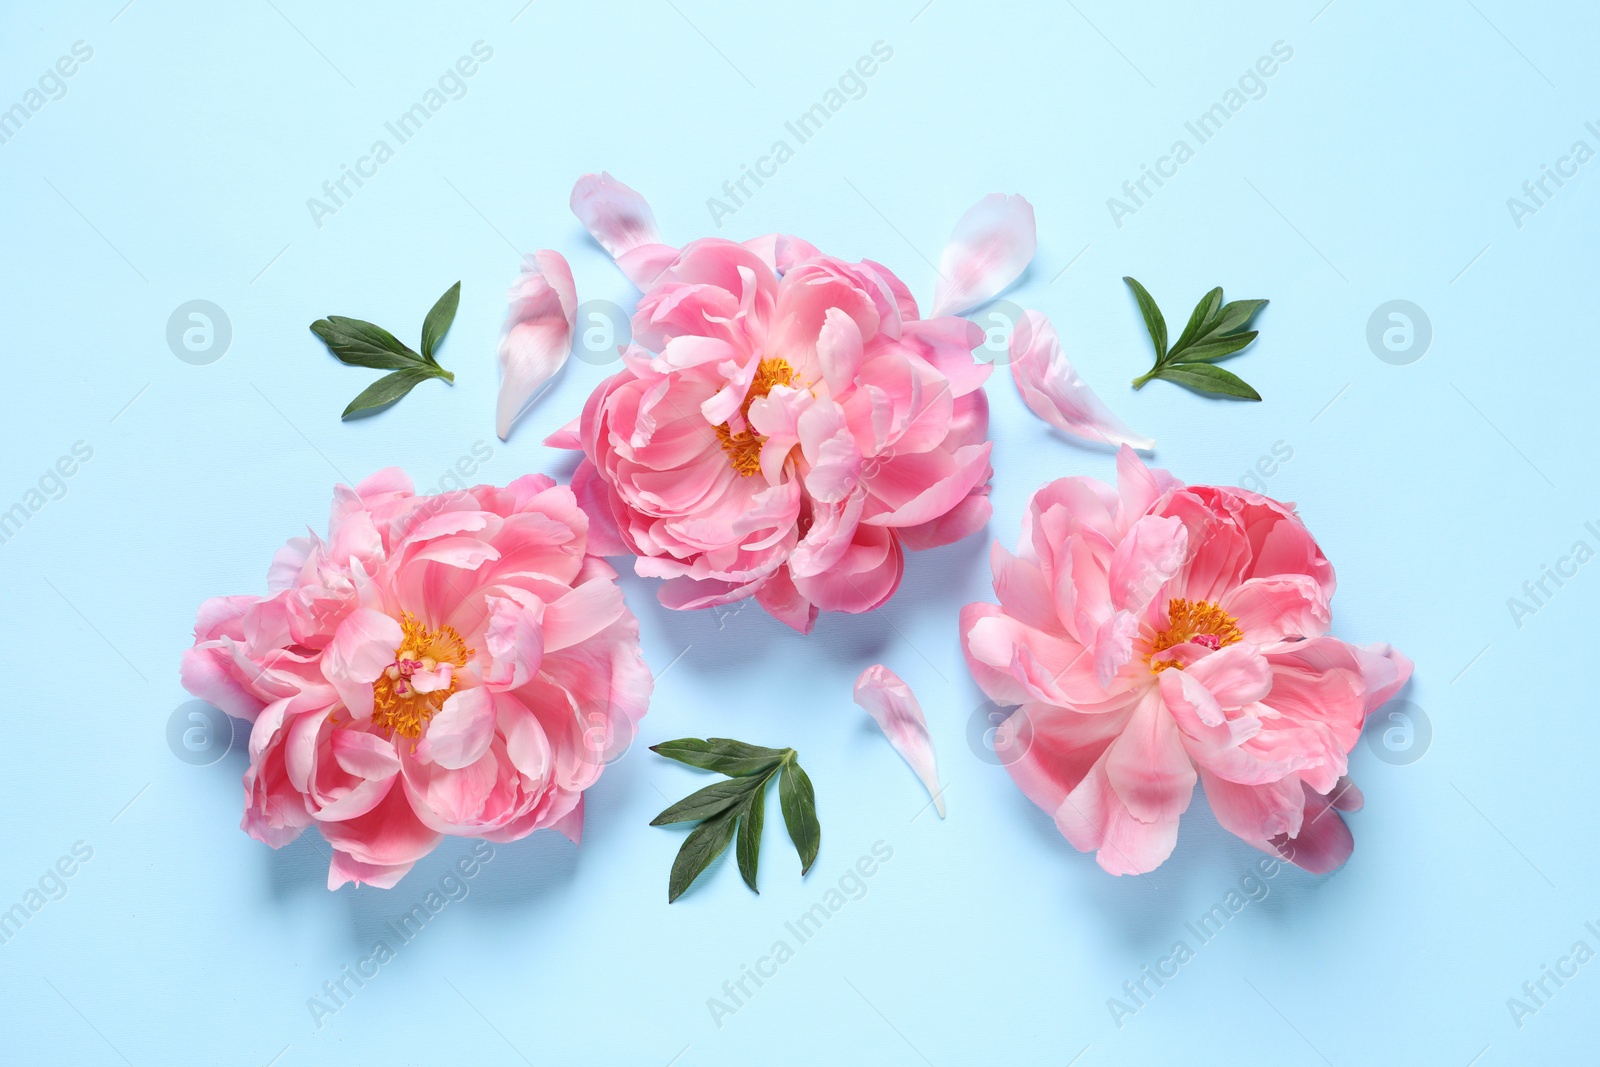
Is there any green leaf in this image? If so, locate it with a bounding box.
[1169,287,1223,356]
[1128,281,1267,395]
[779,760,820,875]
[341,367,440,419]
[1175,331,1257,364]
[1122,277,1167,360]
[735,788,765,893]
[650,775,765,826]
[651,738,820,901]
[1208,298,1268,339]
[650,738,790,777]
[420,281,460,365]
[667,806,741,903]
[1155,363,1262,400]
[311,317,420,371]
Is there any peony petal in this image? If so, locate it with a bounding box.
[570,173,678,289]
[571,171,663,258]
[323,608,402,721]
[496,250,578,440]
[1010,310,1154,451]
[816,306,864,395]
[417,687,496,770]
[852,665,946,817]
[332,729,402,780]
[328,850,414,891]
[930,193,1036,317]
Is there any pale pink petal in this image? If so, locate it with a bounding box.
[816,307,864,395]
[570,172,662,257]
[543,580,626,652]
[481,595,544,690]
[323,608,402,721]
[417,687,496,770]
[332,729,403,780]
[852,665,946,817]
[799,399,862,504]
[1010,310,1154,451]
[930,193,1037,317]
[496,250,578,441]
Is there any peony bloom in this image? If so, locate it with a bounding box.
[180,470,652,889]
[550,174,1029,634]
[960,448,1410,875]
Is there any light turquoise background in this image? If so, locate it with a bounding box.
[2,1,1595,1064]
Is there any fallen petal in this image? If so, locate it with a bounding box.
[496,250,578,441]
[1010,309,1154,451]
[852,664,946,817]
[930,193,1036,317]
[571,172,679,289]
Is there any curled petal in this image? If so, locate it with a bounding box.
[496,250,578,440]
[1010,310,1154,451]
[930,193,1036,317]
[570,172,677,289]
[417,687,496,770]
[852,665,946,817]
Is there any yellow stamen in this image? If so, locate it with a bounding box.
[371,612,474,738]
[717,357,797,477]
[1147,599,1242,673]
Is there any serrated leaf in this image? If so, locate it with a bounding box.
[1170,286,1224,355]
[668,806,741,903]
[341,367,439,419]
[650,775,765,826]
[650,738,789,777]
[420,281,460,364]
[1207,299,1268,339]
[736,789,765,893]
[1156,363,1262,400]
[779,761,820,875]
[1122,277,1167,359]
[311,317,421,371]
[1176,331,1257,364]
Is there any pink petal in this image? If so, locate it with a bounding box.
[1010,310,1154,451]
[552,795,584,843]
[930,193,1037,317]
[328,850,414,891]
[543,580,626,652]
[545,416,582,450]
[570,173,677,289]
[481,595,544,690]
[852,665,946,817]
[816,307,864,395]
[571,171,662,257]
[323,608,402,721]
[417,687,496,770]
[755,568,818,634]
[496,250,578,441]
[331,728,402,780]
[1104,691,1198,825]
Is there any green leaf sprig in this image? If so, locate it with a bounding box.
[650,738,820,903]
[311,281,461,419]
[1124,277,1267,401]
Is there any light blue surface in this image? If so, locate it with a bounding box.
[2,1,1595,1064]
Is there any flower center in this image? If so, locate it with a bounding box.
[717,357,796,477]
[1146,598,1242,673]
[371,612,474,738]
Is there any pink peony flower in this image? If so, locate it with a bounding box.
[960,448,1411,875]
[551,174,1030,633]
[180,469,653,889]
